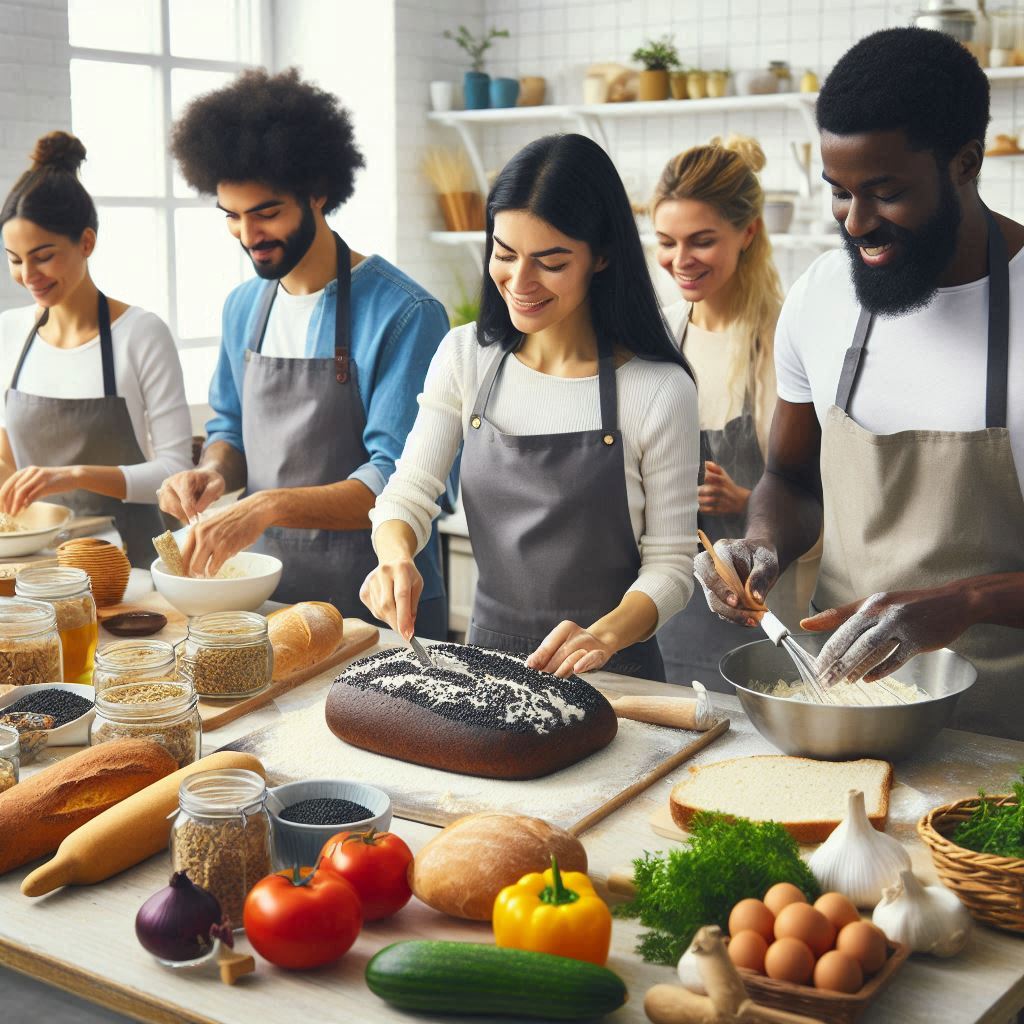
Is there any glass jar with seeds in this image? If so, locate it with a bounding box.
[0,724,19,793]
[93,639,176,694]
[177,611,273,699]
[16,567,97,684]
[0,597,63,687]
[171,767,272,926]
[90,681,201,768]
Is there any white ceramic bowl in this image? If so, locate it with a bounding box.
[0,682,95,745]
[267,779,392,870]
[150,551,282,616]
[763,200,796,234]
[0,502,73,558]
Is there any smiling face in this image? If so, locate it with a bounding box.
[3,217,94,308]
[653,198,754,305]
[821,128,963,316]
[488,210,605,335]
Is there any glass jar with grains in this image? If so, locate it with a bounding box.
[171,768,272,926]
[0,724,19,794]
[93,639,176,694]
[177,611,273,699]
[91,681,201,768]
[16,567,97,684]
[0,597,62,687]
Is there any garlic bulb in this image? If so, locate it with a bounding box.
[872,869,972,957]
[677,943,708,995]
[807,789,911,907]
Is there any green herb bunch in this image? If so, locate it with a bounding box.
[443,25,510,73]
[614,812,821,965]
[951,770,1024,859]
[631,34,682,72]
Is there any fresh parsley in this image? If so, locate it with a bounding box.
[951,770,1024,859]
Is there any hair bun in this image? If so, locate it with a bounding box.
[31,131,87,173]
[713,134,766,174]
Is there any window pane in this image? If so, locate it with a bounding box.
[179,345,221,407]
[68,0,161,54]
[171,69,236,198]
[174,207,249,340]
[92,206,169,325]
[170,0,251,61]
[71,60,163,197]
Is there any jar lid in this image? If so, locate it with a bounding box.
[187,610,268,645]
[178,767,267,818]
[16,566,91,600]
[0,597,58,637]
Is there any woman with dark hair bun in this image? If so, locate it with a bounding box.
[0,131,191,565]
[363,133,700,680]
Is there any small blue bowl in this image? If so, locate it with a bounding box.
[267,779,392,870]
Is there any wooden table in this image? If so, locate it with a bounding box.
[1,596,1022,1024]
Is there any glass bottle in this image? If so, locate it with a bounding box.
[16,567,97,684]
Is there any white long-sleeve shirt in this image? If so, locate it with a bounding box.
[0,304,192,503]
[370,323,700,627]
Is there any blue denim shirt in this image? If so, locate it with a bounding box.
[206,255,453,601]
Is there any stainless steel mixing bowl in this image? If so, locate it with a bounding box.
[719,634,977,761]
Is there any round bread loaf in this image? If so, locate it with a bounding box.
[324,642,617,779]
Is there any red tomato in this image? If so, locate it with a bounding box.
[242,865,362,970]
[318,828,413,921]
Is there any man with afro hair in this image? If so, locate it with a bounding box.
[159,68,451,636]
[694,28,1024,740]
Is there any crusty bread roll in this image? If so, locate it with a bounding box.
[410,812,588,920]
[268,601,344,680]
[0,738,178,874]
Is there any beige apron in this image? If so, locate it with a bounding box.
[813,208,1024,740]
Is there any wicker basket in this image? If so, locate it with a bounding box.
[917,795,1024,934]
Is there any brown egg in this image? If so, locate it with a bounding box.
[814,892,861,933]
[728,898,775,942]
[727,930,769,974]
[837,920,889,976]
[764,937,815,985]
[763,881,808,917]
[774,902,837,958]
[814,950,864,994]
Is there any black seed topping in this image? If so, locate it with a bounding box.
[2,688,94,727]
[279,797,373,825]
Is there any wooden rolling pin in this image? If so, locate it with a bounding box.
[597,680,715,731]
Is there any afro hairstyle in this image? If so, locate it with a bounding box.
[817,27,989,163]
[170,67,365,213]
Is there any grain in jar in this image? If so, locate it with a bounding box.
[0,597,62,686]
[0,724,19,793]
[93,639,176,694]
[177,611,272,699]
[91,681,201,768]
[16,567,96,684]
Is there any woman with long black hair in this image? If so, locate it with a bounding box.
[362,133,699,680]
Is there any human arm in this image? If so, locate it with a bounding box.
[0,464,127,513]
[699,460,751,516]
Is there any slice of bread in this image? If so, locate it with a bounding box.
[669,755,893,844]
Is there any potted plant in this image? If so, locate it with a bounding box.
[686,68,708,100]
[443,25,510,110]
[631,34,681,101]
[449,274,481,328]
[669,67,689,100]
[706,69,730,98]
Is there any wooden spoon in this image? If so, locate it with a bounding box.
[697,528,765,616]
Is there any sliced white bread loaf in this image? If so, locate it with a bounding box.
[669,755,893,843]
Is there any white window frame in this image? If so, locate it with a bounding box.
[68,0,272,350]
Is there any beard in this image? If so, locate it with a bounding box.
[244,199,317,280]
[841,173,962,317]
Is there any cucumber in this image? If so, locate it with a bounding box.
[365,940,628,1020]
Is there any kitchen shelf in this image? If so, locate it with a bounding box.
[985,66,1024,81]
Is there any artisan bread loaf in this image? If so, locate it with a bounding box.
[325,642,617,779]
[0,738,177,874]
[268,601,344,679]
[669,755,893,844]
[410,812,588,920]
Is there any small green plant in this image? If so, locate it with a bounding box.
[631,34,682,72]
[443,25,510,73]
[449,273,481,328]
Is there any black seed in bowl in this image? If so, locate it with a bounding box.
[2,688,94,727]
[279,797,374,825]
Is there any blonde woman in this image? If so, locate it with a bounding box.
[651,135,815,689]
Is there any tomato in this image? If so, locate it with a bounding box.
[242,865,362,970]
[318,828,413,921]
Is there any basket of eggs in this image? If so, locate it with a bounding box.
[721,883,909,1024]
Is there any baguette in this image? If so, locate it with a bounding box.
[669,755,893,844]
[22,750,265,896]
[268,601,344,679]
[0,739,178,875]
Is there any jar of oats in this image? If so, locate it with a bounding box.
[93,639,176,694]
[90,681,201,769]
[177,611,273,699]
[0,724,19,793]
[16,567,97,685]
[0,597,62,686]
[171,767,272,926]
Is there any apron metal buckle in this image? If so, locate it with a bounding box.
[335,347,350,384]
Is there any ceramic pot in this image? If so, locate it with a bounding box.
[430,80,455,112]
[489,77,520,108]
[463,71,490,110]
[706,71,729,97]
[637,69,670,101]
[686,70,708,100]
[583,73,608,104]
[734,69,779,95]
[669,72,688,99]
[518,76,546,106]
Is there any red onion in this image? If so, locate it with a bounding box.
[135,871,232,962]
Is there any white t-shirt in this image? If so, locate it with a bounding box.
[0,304,193,503]
[260,284,324,358]
[775,248,1024,484]
[370,323,700,627]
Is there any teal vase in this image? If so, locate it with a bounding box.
[463,71,490,110]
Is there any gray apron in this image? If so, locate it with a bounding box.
[813,206,1024,740]
[460,340,665,681]
[4,293,164,567]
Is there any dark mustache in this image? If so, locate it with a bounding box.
[839,222,915,249]
[248,242,282,252]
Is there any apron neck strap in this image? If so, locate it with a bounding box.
[836,205,1011,428]
[11,291,115,396]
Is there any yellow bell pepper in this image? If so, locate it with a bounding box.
[492,856,612,965]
